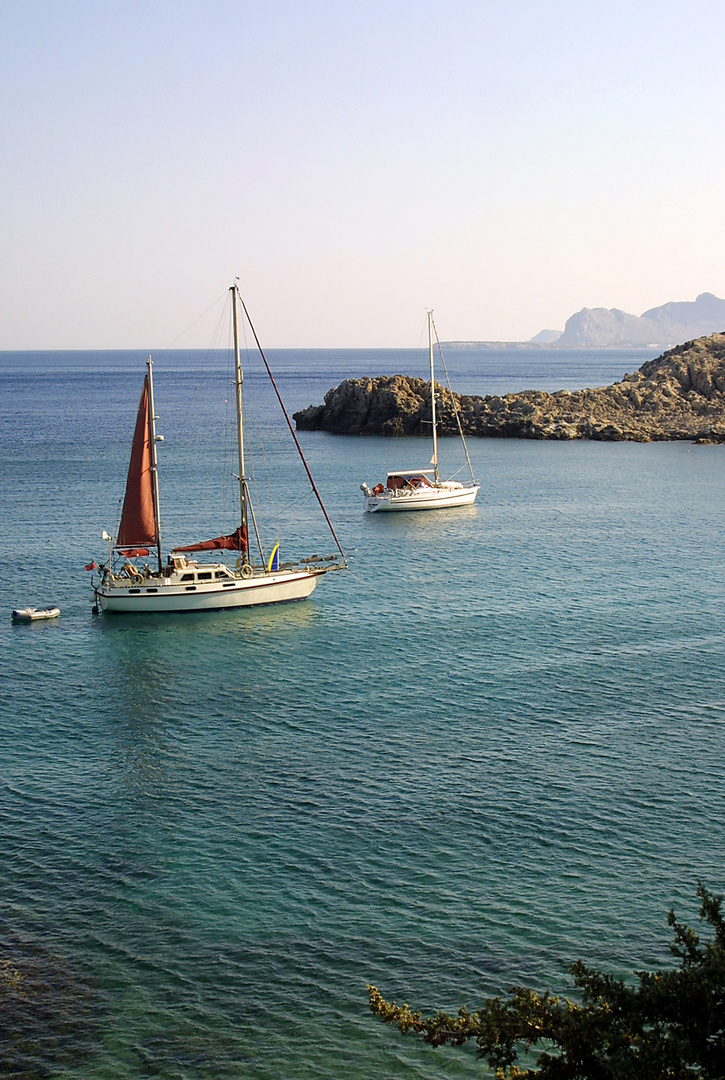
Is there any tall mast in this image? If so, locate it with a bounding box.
[146,357,163,573]
[231,283,250,565]
[236,290,347,566]
[428,310,439,484]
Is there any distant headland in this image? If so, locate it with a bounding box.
[293,333,725,442]
[443,292,725,350]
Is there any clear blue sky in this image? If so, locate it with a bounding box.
[2,0,724,347]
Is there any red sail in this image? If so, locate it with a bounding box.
[117,377,157,548]
[173,526,247,553]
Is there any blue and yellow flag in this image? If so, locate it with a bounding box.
[267,541,280,573]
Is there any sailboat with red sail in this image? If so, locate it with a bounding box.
[90,283,346,614]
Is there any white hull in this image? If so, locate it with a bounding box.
[96,568,324,613]
[364,483,479,513]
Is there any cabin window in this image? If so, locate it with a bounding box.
[128,588,141,594]
[197,572,213,581]
[145,588,158,594]
[185,586,197,591]
[222,582,237,588]
[180,573,195,582]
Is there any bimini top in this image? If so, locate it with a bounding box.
[385,469,435,491]
[386,469,434,479]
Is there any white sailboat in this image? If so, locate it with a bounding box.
[90,283,346,614]
[360,311,479,512]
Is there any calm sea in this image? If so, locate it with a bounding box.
[2,346,725,1079]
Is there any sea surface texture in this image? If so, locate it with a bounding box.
[1,346,724,1078]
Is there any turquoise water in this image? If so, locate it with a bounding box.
[2,348,725,1078]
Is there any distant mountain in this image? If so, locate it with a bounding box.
[538,293,725,348]
[552,307,651,346]
[640,292,725,343]
[529,328,563,344]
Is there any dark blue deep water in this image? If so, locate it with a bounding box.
[1,346,724,1078]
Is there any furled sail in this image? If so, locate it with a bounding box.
[117,377,158,547]
[173,525,247,553]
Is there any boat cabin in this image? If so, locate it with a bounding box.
[113,555,238,586]
[164,556,236,582]
[386,470,434,491]
[175,565,236,583]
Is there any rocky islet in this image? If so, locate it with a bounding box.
[293,333,725,442]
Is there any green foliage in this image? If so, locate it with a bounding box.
[368,883,725,1079]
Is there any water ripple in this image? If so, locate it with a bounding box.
[2,361,725,1076]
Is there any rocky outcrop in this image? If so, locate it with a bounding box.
[292,334,725,442]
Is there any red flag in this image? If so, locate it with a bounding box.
[85,560,97,571]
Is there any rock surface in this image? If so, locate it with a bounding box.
[293,334,725,442]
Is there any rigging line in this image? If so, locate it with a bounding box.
[344,565,378,594]
[159,290,228,353]
[231,304,278,557]
[220,307,245,536]
[238,314,278,545]
[216,316,235,543]
[445,462,466,481]
[245,486,316,560]
[431,316,477,487]
[236,290,348,568]
[177,298,229,504]
[227,328,264,561]
[245,484,266,564]
[232,340,266,564]
[269,484,315,525]
[227,304,274,560]
[238,377,267,564]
